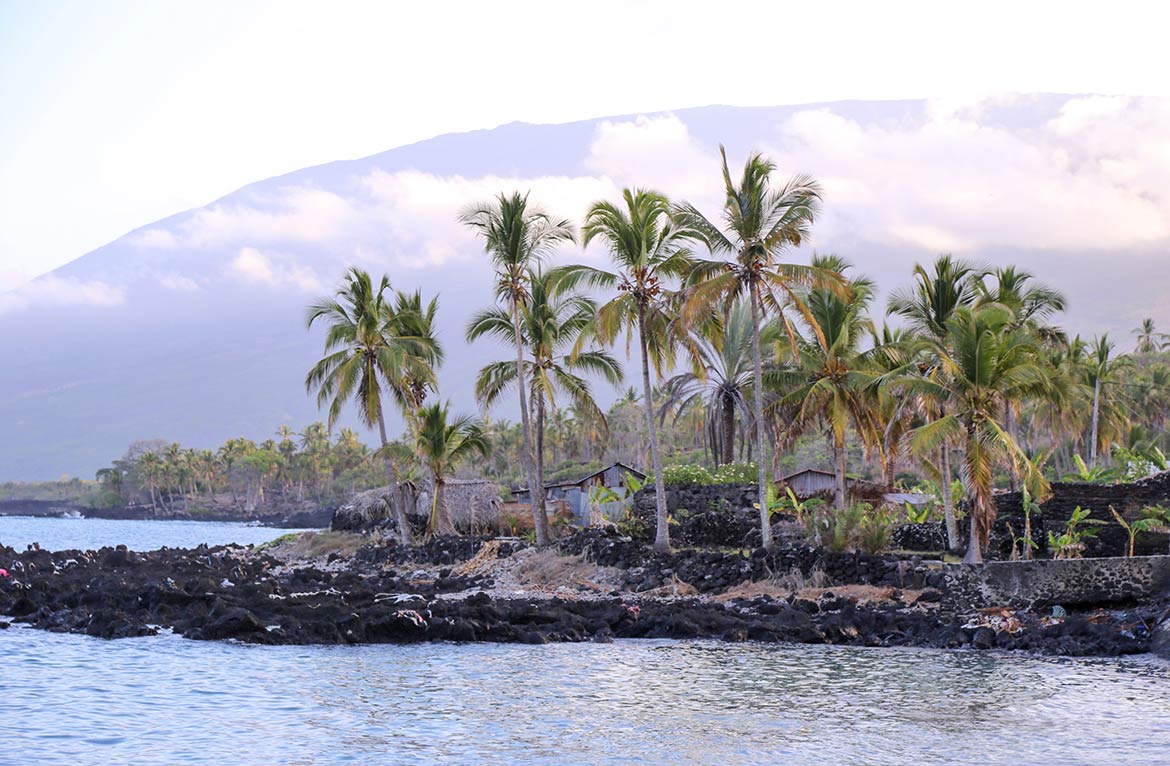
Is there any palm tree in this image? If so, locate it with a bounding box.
[974,266,1067,489]
[771,255,877,511]
[305,267,443,544]
[887,254,980,549]
[460,192,575,546]
[137,451,163,511]
[865,324,924,488]
[1085,334,1131,468]
[467,270,622,523]
[413,401,490,537]
[1134,318,1168,355]
[975,265,1067,342]
[659,299,757,466]
[554,188,697,552]
[903,304,1050,563]
[674,147,824,550]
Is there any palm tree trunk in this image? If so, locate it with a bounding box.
[513,300,550,545]
[835,431,848,512]
[535,388,550,533]
[748,281,773,549]
[433,478,457,537]
[639,305,670,553]
[720,392,735,466]
[941,445,959,550]
[1089,376,1101,468]
[377,412,413,545]
[1005,406,1019,492]
[963,427,986,564]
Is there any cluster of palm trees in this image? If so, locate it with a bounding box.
[95,424,380,512]
[301,144,1170,564]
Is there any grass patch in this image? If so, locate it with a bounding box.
[512,549,618,592]
[260,530,366,559]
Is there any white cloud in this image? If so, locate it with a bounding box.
[128,228,179,248]
[0,276,125,315]
[764,98,1170,253]
[159,274,199,291]
[228,246,322,292]
[182,186,358,248]
[585,114,720,200]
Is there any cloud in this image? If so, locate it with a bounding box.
[159,274,200,291]
[0,276,125,315]
[182,186,358,248]
[128,228,179,248]
[228,247,322,292]
[764,97,1170,253]
[585,114,720,200]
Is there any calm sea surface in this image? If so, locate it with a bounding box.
[1,518,1169,765]
[0,514,315,551]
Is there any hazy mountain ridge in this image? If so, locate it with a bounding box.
[3,94,1168,480]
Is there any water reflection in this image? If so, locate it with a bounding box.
[1,628,1168,765]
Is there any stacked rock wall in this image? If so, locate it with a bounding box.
[994,471,1170,558]
[944,555,1170,610]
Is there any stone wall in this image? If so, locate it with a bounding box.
[632,483,760,546]
[943,555,1170,610]
[994,471,1170,558]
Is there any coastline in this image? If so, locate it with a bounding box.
[2,529,1165,658]
[0,499,332,529]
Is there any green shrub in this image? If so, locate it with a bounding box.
[710,462,758,484]
[1047,506,1104,559]
[858,504,895,554]
[802,501,891,553]
[661,464,715,485]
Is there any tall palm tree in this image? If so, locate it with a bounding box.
[674,147,824,550]
[865,324,924,488]
[1134,318,1168,355]
[903,304,1050,563]
[974,265,1067,489]
[887,254,980,549]
[1085,334,1131,468]
[413,401,490,537]
[305,267,443,544]
[460,192,575,546]
[554,188,697,552]
[771,255,877,511]
[468,270,622,521]
[658,299,758,466]
[974,265,1067,341]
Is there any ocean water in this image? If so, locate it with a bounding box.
[2,518,1169,765]
[0,630,1168,765]
[0,515,315,551]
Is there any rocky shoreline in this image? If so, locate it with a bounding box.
[2,529,1167,658]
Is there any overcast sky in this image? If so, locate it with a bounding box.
[1,0,1167,291]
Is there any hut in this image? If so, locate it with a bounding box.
[513,462,646,524]
[778,468,891,504]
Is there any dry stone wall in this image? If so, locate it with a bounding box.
[944,555,1170,610]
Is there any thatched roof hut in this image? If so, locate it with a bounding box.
[332,478,504,533]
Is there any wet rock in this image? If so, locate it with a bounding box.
[970,626,997,650]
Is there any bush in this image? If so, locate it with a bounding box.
[802,501,893,553]
[661,464,715,485]
[858,505,895,554]
[658,461,758,487]
[711,462,759,484]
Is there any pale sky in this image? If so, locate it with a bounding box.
[1,0,1167,291]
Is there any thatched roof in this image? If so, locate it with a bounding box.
[415,478,504,528]
[333,478,505,532]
